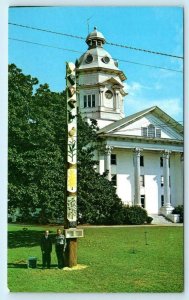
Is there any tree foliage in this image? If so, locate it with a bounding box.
[9,64,67,222]
[8,64,123,224]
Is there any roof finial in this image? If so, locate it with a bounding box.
[94,26,97,30]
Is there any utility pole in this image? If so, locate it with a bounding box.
[65,62,83,267]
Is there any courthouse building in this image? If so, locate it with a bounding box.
[76,27,183,218]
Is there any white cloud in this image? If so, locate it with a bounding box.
[124,81,151,96]
[151,98,183,119]
[124,96,183,121]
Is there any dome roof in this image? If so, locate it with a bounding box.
[86,27,106,44]
[77,47,119,71]
[76,27,126,81]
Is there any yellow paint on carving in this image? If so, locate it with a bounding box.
[68,168,77,191]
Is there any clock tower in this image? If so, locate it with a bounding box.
[76,27,127,128]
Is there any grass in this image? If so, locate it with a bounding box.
[8,224,184,293]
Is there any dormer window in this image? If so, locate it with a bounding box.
[102,56,110,64]
[141,124,161,138]
[85,54,93,64]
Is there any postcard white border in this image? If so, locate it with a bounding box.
[0,1,188,300]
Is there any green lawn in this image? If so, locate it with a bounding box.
[8,224,184,293]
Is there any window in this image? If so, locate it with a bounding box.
[156,128,161,138]
[111,174,117,186]
[92,94,95,107]
[141,127,147,137]
[140,156,144,167]
[140,175,145,187]
[161,176,164,187]
[84,95,87,108]
[141,124,161,138]
[161,195,164,206]
[84,94,96,108]
[148,124,155,138]
[85,54,93,64]
[102,56,110,64]
[141,195,145,208]
[111,154,117,165]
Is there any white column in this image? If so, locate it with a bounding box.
[180,152,184,205]
[99,88,104,107]
[115,91,120,112]
[104,146,113,181]
[133,148,141,206]
[160,150,174,216]
[98,151,105,175]
[163,150,171,207]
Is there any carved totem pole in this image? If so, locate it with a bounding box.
[65,62,83,267]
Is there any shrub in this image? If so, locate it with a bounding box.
[122,205,148,225]
[172,205,184,223]
[146,216,153,224]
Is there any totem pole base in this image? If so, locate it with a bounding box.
[65,238,77,267]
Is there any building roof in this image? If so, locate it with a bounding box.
[77,46,119,71]
[86,27,106,44]
[76,27,126,81]
[97,106,183,136]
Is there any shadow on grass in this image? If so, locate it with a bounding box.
[8,262,57,269]
[8,229,56,249]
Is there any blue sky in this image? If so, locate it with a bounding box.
[8,6,183,123]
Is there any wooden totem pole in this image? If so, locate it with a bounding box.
[65,62,83,267]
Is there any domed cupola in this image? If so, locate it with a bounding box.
[76,27,127,128]
[77,27,121,72]
[86,27,106,49]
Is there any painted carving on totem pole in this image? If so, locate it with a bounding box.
[66,62,77,226]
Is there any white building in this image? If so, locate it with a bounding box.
[76,27,183,218]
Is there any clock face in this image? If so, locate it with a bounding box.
[105,90,113,99]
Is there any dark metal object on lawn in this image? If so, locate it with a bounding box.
[28,257,37,268]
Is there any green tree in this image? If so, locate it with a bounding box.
[8,64,66,222]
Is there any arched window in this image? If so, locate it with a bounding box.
[141,124,161,138]
[148,124,155,137]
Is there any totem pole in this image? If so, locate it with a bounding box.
[65,62,83,267]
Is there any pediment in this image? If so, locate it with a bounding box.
[98,106,183,141]
[100,77,124,88]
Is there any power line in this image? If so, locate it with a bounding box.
[9,22,183,60]
[106,41,183,60]
[9,37,82,54]
[9,37,183,74]
[115,57,183,73]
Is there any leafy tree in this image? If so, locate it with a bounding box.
[8,64,66,222]
[8,64,123,224]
